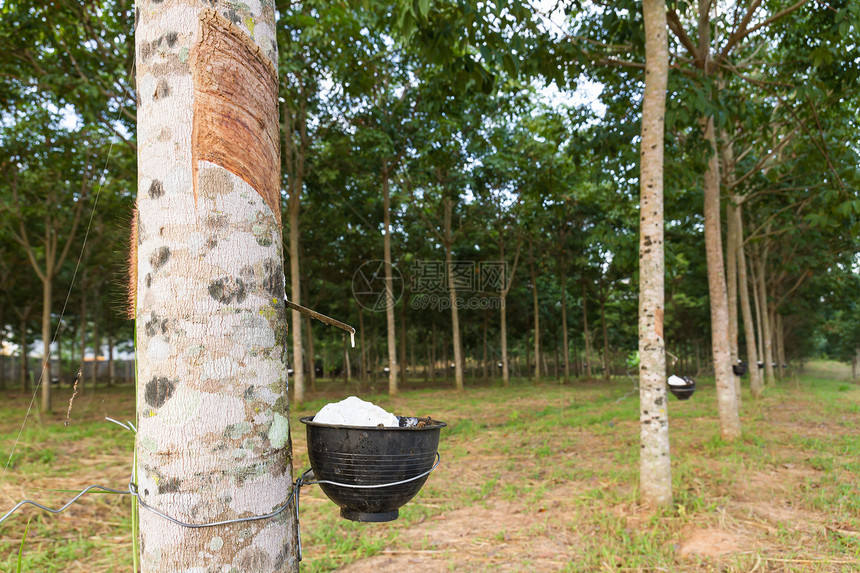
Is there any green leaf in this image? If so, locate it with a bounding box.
[417,0,430,18]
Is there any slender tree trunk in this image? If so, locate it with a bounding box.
[600,296,610,381]
[500,292,510,386]
[289,201,304,404]
[305,313,316,391]
[135,6,297,569]
[726,199,741,403]
[382,163,398,396]
[701,116,742,440]
[399,295,407,389]
[108,332,115,387]
[639,0,672,508]
[734,204,763,396]
[444,199,464,391]
[40,262,53,412]
[582,282,593,378]
[776,313,786,377]
[529,242,540,383]
[90,293,99,388]
[78,294,87,392]
[750,250,765,374]
[20,317,29,392]
[430,319,437,386]
[561,263,570,383]
[359,308,367,386]
[756,248,775,385]
[482,311,489,383]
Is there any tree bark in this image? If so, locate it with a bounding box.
[600,295,610,380]
[482,311,489,383]
[702,116,742,440]
[726,199,741,402]
[135,6,298,570]
[305,313,315,391]
[382,162,398,396]
[19,317,29,392]
[529,241,541,383]
[399,289,408,389]
[734,204,763,396]
[561,261,570,383]
[639,0,672,509]
[582,281,593,378]
[444,198,464,391]
[359,307,367,386]
[756,244,775,385]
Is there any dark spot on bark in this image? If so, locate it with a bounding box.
[643,410,649,416]
[207,213,228,230]
[239,265,254,279]
[224,9,241,24]
[149,246,171,271]
[164,31,178,47]
[643,236,652,246]
[153,78,170,100]
[655,397,664,406]
[209,277,247,304]
[262,259,283,298]
[145,273,152,288]
[158,476,182,494]
[145,313,169,337]
[205,236,217,249]
[236,547,271,570]
[145,377,175,408]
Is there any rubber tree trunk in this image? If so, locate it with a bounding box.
[90,291,100,388]
[734,203,763,396]
[288,201,304,403]
[19,317,28,392]
[444,198,464,391]
[756,246,775,385]
[600,295,610,380]
[582,281,593,378]
[482,311,489,383]
[40,256,53,412]
[135,6,298,570]
[722,134,742,402]
[305,313,315,391]
[726,200,741,402]
[638,0,672,509]
[399,295,407,389]
[560,261,570,382]
[702,116,742,441]
[382,162,398,396]
[529,241,541,383]
[359,308,367,386]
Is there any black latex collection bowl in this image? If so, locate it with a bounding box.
[668,376,696,400]
[300,416,446,522]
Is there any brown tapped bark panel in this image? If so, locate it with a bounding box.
[191,10,281,224]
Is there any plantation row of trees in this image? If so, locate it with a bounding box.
[0,0,858,408]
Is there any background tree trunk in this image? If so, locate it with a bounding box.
[383,163,398,395]
[135,6,297,569]
[444,198,464,391]
[529,242,541,383]
[561,262,570,383]
[734,204,763,396]
[639,0,672,509]
[702,116,742,440]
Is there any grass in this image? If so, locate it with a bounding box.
[0,360,858,571]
